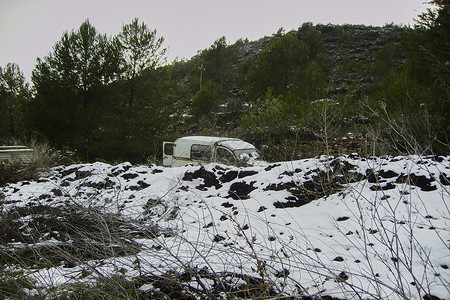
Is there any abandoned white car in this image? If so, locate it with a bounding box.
[163,136,261,167]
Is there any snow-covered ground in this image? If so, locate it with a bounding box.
[1,155,449,299]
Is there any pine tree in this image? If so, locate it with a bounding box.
[117,18,166,106]
[0,63,30,141]
[31,20,117,154]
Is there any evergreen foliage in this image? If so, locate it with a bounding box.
[368,0,450,154]
[0,4,448,162]
[191,80,225,118]
[117,17,167,106]
[246,33,310,99]
[30,20,115,158]
[0,63,30,142]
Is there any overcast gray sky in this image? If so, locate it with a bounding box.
[1,0,431,82]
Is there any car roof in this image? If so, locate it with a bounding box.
[175,136,256,150]
[176,136,240,144]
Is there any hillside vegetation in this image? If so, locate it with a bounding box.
[0,1,448,162]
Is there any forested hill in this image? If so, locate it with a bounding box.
[167,23,419,159]
[315,24,405,90]
[1,2,449,163]
[180,23,407,99]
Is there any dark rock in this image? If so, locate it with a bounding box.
[227,181,256,200]
[370,182,395,191]
[366,169,378,183]
[60,180,71,187]
[110,164,131,176]
[264,181,294,191]
[127,180,150,191]
[432,156,444,163]
[75,170,92,180]
[275,268,290,278]
[213,234,226,242]
[94,178,116,188]
[274,198,308,208]
[265,164,281,171]
[378,169,399,178]
[203,222,214,228]
[219,170,238,183]
[273,177,336,208]
[221,202,234,208]
[335,271,349,282]
[423,294,442,300]
[39,194,51,200]
[121,173,139,180]
[183,167,222,190]
[281,170,295,176]
[238,170,258,178]
[52,188,63,196]
[337,216,349,222]
[59,167,79,178]
[257,206,267,212]
[330,159,357,173]
[396,173,436,191]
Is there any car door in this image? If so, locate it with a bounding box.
[215,146,236,165]
[163,142,174,166]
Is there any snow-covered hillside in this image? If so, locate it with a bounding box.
[1,155,449,299]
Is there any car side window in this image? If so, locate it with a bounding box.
[216,147,235,164]
[163,143,174,155]
[191,144,211,161]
